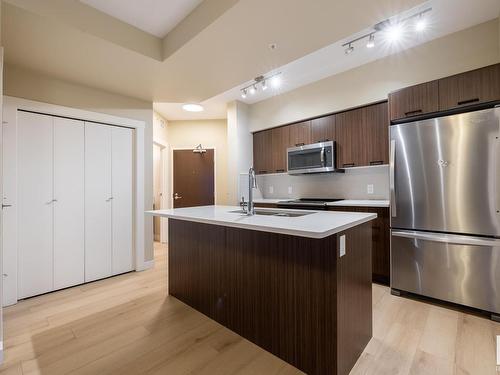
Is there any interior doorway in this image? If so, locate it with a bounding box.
[172,148,215,208]
[153,142,166,242]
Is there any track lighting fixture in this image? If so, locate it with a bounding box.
[342,7,431,55]
[239,72,281,99]
[366,34,375,48]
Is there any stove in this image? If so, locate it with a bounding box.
[276,198,343,210]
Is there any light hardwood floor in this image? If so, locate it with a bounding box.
[0,242,499,375]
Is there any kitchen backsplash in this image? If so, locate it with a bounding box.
[256,165,389,200]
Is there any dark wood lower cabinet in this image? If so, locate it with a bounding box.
[328,206,390,284]
[255,203,391,285]
[168,219,373,375]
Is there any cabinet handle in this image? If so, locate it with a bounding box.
[295,143,305,147]
[258,170,268,174]
[457,98,479,106]
[369,161,384,166]
[275,169,285,173]
[342,163,355,168]
[404,109,423,116]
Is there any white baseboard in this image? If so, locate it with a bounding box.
[137,260,155,271]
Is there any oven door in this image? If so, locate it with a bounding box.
[391,229,500,314]
[287,141,334,174]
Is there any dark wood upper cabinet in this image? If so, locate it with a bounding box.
[363,102,389,165]
[335,108,365,168]
[438,64,500,110]
[271,126,289,173]
[253,130,272,174]
[288,120,311,147]
[389,81,439,121]
[311,115,335,143]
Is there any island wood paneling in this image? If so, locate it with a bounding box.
[168,219,373,375]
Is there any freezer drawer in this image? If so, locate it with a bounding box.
[391,230,500,314]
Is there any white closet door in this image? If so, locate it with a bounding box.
[18,111,54,298]
[111,127,134,275]
[85,122,112,282]
[53,118,85,289]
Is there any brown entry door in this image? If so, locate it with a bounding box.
[173,149,215,208]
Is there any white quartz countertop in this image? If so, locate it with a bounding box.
[146,205,376,239]
[253,198,390,207]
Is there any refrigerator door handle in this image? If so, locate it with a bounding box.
[392,230,500,247]
[389,139,396,217]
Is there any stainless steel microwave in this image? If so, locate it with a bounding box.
[287,141,336,174]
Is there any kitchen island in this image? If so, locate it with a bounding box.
[148,206,376,375]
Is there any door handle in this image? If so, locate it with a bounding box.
[105,197,114,202]
[174,193,182,200]
[45,199,58,205]
[389,139,396,217]
[1,204,12,209]
[392,230,500,247]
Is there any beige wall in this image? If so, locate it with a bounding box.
[249,19,500,131]
[4,63,155,262]
[167,119,228,206]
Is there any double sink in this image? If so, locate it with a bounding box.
[229,209,312,218]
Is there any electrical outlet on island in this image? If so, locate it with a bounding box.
[367,184,374,195]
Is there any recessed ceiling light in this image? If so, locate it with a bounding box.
[182,103,204,112]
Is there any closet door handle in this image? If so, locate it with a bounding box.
[45,199,57,205]
[106,197,114,202]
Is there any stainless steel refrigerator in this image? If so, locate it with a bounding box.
[389,106,500,319]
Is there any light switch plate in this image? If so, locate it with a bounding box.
[339,235,346,257]
[367,184,374,194]
[269,186,274,194]
[288,186,293,194]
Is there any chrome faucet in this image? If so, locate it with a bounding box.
[248,167,257,215]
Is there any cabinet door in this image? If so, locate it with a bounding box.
[18,111,54,298]
[111,127,134,275]
[328,206,390,284]
[335,109,364,168]
[288,121,311,147]
[363,102,389,166]
[271,126,289,173]
[389,81,439,121]
[53,118,85,289]
[85,122,113,282]
[311,115,335,143]
[439,64,500,110]
[253,130,272,174]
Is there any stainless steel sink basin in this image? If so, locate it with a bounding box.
[229,209,312,217]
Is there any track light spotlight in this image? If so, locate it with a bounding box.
[241,89,247,98]
[345,43,354,55]
[366,34,375,48]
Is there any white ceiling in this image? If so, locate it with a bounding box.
[154,0,500,120]
[80,0,204,37]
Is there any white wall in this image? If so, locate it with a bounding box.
[248,19,500,131]
[227,100,253,205]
